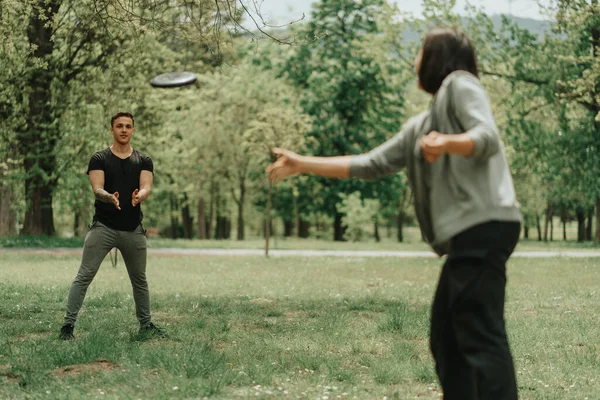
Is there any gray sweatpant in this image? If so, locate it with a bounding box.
[64,221,152,326]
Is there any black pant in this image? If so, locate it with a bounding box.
[430,221,521,400]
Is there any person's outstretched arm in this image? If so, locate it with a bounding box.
[132,170,153,207]
[267,148,351,184]
[267,117,416,184]
[89,170,121,210]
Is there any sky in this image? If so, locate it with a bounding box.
[245,0,552,25]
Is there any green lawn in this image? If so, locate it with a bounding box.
[0,252,598,399]
[2,225,599,253]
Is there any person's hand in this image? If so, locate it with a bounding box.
[267,148,302,184]
[420,131,449,163]
[132,189,141,207]
[111,191,121,210]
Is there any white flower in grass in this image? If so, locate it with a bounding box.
[172,387,178,390]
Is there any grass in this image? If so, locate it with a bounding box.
[2,225,600,252]
[0,252,598,399]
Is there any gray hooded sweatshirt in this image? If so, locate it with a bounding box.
[349,71,521,256]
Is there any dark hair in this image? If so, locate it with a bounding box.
[418,27,479,95]
[111,111,134,126]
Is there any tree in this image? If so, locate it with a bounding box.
[484,0,600,241]
[0,0,282,236]
[171,58,309,242]
[281,0,409,241]
[244,93,310,254]
[416,0,599,242]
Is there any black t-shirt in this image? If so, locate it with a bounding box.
[87,147,154,231]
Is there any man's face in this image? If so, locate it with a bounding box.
[110,117,134,145]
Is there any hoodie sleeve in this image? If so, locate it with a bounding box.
[349,117,415,179]
[450,73,500,161]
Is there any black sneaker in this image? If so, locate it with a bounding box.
[139,322,167,339]
[59,324,74,340]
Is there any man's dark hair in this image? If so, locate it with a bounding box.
[111,111,134,127]
[418,27,479,95]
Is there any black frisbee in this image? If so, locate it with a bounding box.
[150,71,197,88]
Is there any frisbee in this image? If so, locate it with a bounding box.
[150,71,197,88]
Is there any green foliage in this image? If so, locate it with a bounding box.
[0,0,240,236]
[1,0,599,241]
[280,0,409,222]
[412,0,599,235]
[337,192,380,242]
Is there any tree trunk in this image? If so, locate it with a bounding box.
[523,224,529,239]
[265,182,272,256]
[215,216,231,239]
[22,172,57,235]
[536,214,542,241]
[298,219,310,238]
[374,221,380,242]
[0,178,17,236]
[333,213,346,241]
[197,196,206,239]
[21,0,61,236]
[215,217,223,239]
[596,196,600,243]
[262,219,273,237]
[396,213,404,243]
[283,220,294,237]
[237,179,245,240]
[293,191,300,237]
[213,183,220,239]
[225,217,231,239]
[207,180,215,239]
[577,210,585,242]
[562,218,567,241]
[215,217,224,240]
[74,211,81,238]
[586,209,593,241]
[543,205,552,242]
[170,194,179,239]
[550,215,553,241]
[181,195,193,239]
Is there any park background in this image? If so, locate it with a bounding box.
[0,0,599,247]
[0,1,599,399]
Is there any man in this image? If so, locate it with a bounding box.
[60,111,165,340]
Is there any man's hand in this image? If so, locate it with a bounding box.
[420,131,449,163]
[132,188,149,207]
[267,148,303,184]
[112,191,120,210]
[94,189,120,210]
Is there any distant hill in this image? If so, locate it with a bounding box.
[401,15,552,44]
[255,14,552,45]
[489,15,552,37]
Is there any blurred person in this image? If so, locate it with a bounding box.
[267,27,521,400]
